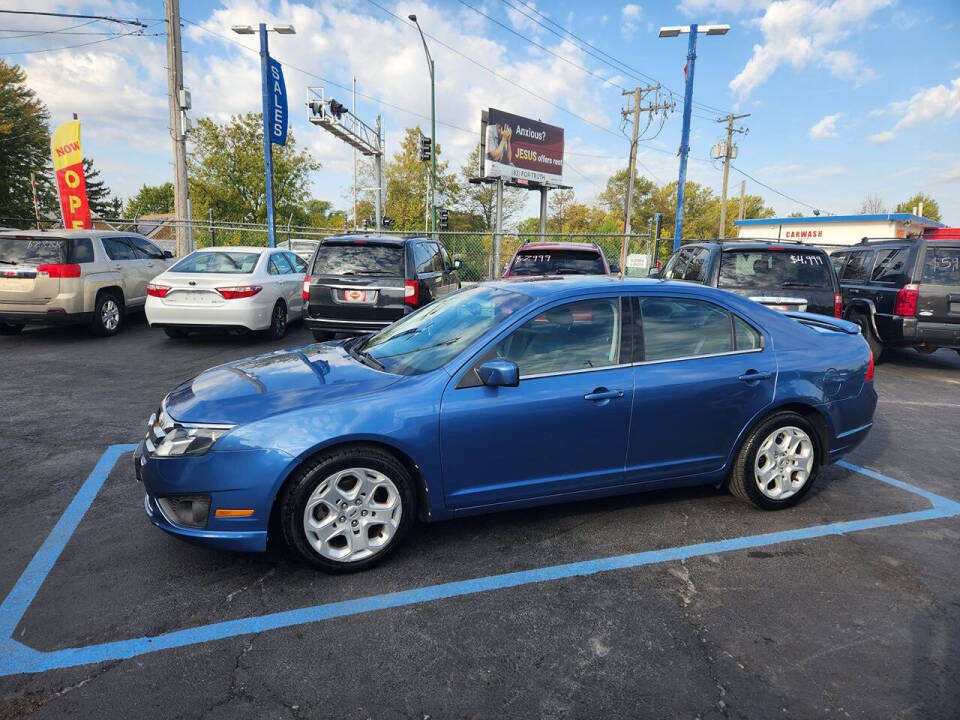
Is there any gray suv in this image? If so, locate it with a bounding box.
[0,230,176,336]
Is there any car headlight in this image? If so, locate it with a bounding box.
[147,408,233,457]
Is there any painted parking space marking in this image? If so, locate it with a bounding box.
[1,446,958,678]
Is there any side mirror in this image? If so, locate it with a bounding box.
[453,259,462,270]
[609,262,620,274]
[162,250,174,259]
[647,268,660,278]
[476,359,519,387]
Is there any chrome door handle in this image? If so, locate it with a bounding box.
[584,388,624,401]
[738,371,773,382]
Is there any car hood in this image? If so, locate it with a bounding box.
[163,341,401,425]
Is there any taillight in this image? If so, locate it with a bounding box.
[865,350,874,382]
[36,263,81,278]
[404,279,419,306]
[893,283,918,317]
[216,285,262,300]
[834,292,843,318]
[147,283,170,298]
[302,275,311,301]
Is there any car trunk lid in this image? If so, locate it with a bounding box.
[916,244,960,324]
[0,236,71,308]
[718,248,837,317]
[308,241,407,322]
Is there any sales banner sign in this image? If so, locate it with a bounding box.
[268,57,288,146]
[50,120,92,229]
[484,108,563,185]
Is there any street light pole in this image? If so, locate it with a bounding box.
[258,23,276,248]
[659,23,729,250]
[409,15,437,234]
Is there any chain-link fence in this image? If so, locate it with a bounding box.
[1,216,661,282]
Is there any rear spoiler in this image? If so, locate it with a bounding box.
[782,311,860,335]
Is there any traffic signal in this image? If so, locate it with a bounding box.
[438,207,449,230]
[308,100,324,117]
[419,135,432,162]
[382,216,393,227]
[329,99,347,120]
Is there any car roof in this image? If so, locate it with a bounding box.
[514,242,601,252]
[321,234,413,246]
[192,246,268,253]
[487,275,737,301]
[681,240,828,252]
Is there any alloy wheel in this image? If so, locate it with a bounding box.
[101,299,120,331]
[753,426,814,501]
[302,467,402,562]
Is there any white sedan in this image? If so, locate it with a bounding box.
[145,246,308,339]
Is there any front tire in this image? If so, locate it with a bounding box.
[279,445,416,573]
[729,411,820,510]
[91,291,123,336]
[0,322,24,335]
[262,300,288,340]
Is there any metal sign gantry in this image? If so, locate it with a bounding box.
[306,87,383,230]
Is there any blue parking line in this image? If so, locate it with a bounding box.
[1,448,958,677]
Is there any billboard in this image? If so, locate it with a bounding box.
[483,108,563,185]
[50,120,92,229]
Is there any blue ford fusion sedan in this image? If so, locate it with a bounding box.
[135,277,877,572]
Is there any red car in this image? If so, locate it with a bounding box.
[503,242,611,278]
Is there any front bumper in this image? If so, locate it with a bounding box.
[134,438,294,552]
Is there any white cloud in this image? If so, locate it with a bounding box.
[729,0,892,101]
[505,1,542,34]
[678,0,769,15]
[621,4,642,38]
[936,163,960,183]
[809,113,840,140]
[870,130,895,144]
[871,77,960,142]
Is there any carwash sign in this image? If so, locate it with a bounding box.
[267,57,287,146]
[483,108,564,185]
[50,120,92,229]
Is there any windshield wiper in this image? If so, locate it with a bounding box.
[347,336,385,370]
[557,268,588,275]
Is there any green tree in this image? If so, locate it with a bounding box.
[383,127,458,231]
[82,158,122,217]
[456,144,525,230]
[188,112,320,226]
[596,168,656,233]
[125,182,174,216]
[895,193,940,222]
[787,211,805,218]
[0,60,56,223]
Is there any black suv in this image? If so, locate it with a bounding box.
[659,241,841,318]
[831,237,960,359]
[303,235,461,341]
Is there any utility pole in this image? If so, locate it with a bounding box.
[165,0,191,257]
[620,85,674,278]
[716,113,749,238]
[352,76,358,231]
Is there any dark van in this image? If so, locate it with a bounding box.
[303,235,460,341]
[831,235,960,358]
[659,241,842,318]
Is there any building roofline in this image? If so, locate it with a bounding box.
[734,213,945,228]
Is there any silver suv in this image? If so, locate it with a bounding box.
[0,230,176,336]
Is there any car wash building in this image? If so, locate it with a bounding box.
[734,213,945,248]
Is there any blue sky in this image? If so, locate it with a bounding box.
[4,0,960,224]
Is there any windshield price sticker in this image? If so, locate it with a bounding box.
[790,254,823,265]
[518,254,551,263]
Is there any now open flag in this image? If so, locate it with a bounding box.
[50,120,92,229]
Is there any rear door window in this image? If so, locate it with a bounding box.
[285,252,307,273]
[414,243,439,273]
[127,236,165,260]
[719,249,834,290]
[682,248,710,282]
[268,253,291,275]
[661,249,689,280]
[922,246,960,286]
[830,252,848,275]
[312,244,404,276]
[102,237,137,261]
[639,297,733,361]
[510,250,605,276]
[839,251,877,283]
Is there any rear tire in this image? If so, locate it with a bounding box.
[262,300,288,340]
[0,322,24,335]
[164,327,188,339]
[729,411,821,511]
[849,311,883,362]
[279,445,416,573]
[91,291,123,337]
[312,330,336,342]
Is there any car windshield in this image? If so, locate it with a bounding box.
[170,251,260,274]
[313,244,404,276]
[922,246,960,286]
[355,285,533,375]
[510,250,605,276]
[0,237,67,265]
[718,250,833,290]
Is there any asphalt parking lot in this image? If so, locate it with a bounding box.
[1,314,959,719]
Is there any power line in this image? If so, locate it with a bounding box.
[0,19,99,39]
[0,10,147,28]
[362,0,623,139]
[452,0,626,92]
[729,164,827,214]
[0,26,157,54]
